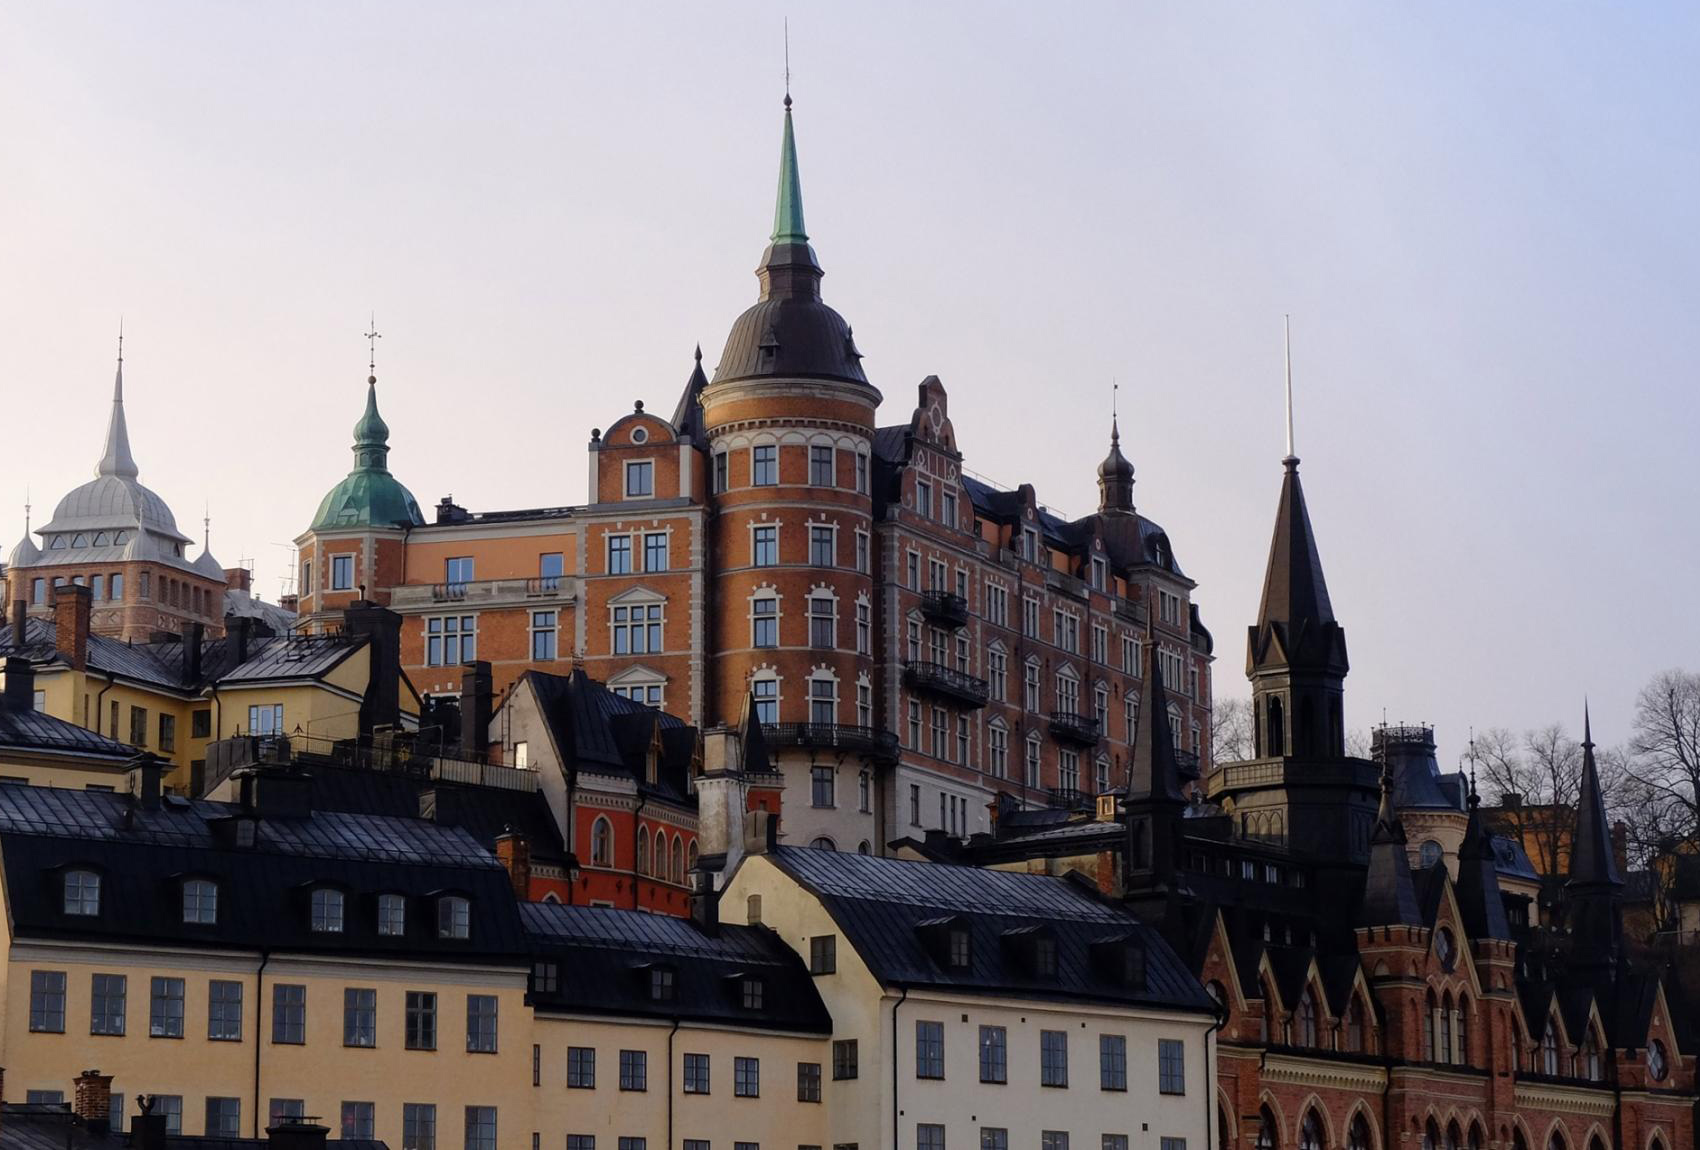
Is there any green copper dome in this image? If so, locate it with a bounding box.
[310,378,425,531]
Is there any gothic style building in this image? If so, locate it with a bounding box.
[292,97,1215,859]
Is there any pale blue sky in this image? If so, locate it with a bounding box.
[3,3,1695,765]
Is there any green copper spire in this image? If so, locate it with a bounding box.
[353,376,391,459]
[770,97,808,246]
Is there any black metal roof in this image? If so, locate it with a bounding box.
[762,846,1213,1013]
[0,698,134,760]
[520,669,697,805]
[521,901,832,1032]
[0,785,528,963]
[0,1106,388,1150]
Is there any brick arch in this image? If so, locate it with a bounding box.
[1540,1118,1572,1150]
[1257,1090,1290,1145]
[1578,1123,1611,1150]
[1216,1087,1238,1147]
[1644,1128,1669,1150]
[1291,1093,1335,1149]
[1342,1101,1380,1150]
[1507,1114,1535,1150]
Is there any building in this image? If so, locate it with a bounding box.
[0,656,135,788]
[0,593,419,795]
[291,96,1215,860]
[911,447,1697,1150]
[5,342,247,642]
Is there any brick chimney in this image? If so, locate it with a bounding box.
[495,828,531,899]
[9,597,25,644]
[459,660,494,761]
[52,583,92,671]
[3,656,34,710]
[74,1069,113,1132]
[267,1120,332,1149]
[225,567,252,594]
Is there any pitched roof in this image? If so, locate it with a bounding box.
[762,846,1212,1013]
[0,698,134,761]
[1247,458,1347,675]
[521,901,831,1032]
[519,669,696,804]
[1358,772,1422,927]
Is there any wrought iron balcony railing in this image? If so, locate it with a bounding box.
[903,661,990,708]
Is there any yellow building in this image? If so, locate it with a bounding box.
[0,590,419,795]
[0,655,135,789]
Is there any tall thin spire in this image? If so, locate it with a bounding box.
[97,320,139,479]
[771,91,808,246]
[1566,702,1624,974]
[1283,314,1296,465]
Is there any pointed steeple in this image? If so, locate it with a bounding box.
[772,96,808,247]
[308,348,425,532]
[670,344,710,442]
[1253,457,1339,648]
[1454,770,1512,938]
[753,95,825,305]
[97,325,139,479]
[1358,766,1423,926]
[1128,642,1186,804]
[1566,706,1624,973]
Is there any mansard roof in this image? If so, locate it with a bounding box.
[519,668,699,805]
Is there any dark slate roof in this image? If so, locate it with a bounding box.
[0,1106,387,1150]
[522,901,832,1032]
[0,700,134,760]
[1247,459,1348,676]
[763,846,1213,1013]
[1454,799,1513,940]
[0,785,528,963]
[521,669,696,804]
[670,347,709,441]
[1491,833,1539,880]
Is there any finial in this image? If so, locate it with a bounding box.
[364,313,382,384]
[1283,314,1297,468]
[694,343,703,364]
[783,17,792,108]
[23,486,29,534]
[203,501,210,551]
[117,316,125,366]
[1583,698,1593,750]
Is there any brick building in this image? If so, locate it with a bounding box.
[292,96,1214,861]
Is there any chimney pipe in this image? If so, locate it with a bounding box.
[267,1120,332,1149]
[132,1096,169,1150]
[52,583,92,671]
[9,598,25,645]
[227,615,255,665]
[690,867,720,935]
[460,660,493,761]
[186,621,205,684]
[128,752,165,811]
[495,827,531,899]
[3,656,34,711]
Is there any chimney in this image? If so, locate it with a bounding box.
[743,809,779,856]
[52,583,92,671]
[494,827,532,899]
[267,1120,332,1149]
[225,567,252,594]
[459,660,494,761]
[73,1069,113,1133]
[343,601,402,735]
[227,615,256,665]
[186,621,205,684]
[279,593,299,613]
[132,1096,169,1150]
[9,597,25,644]
[128,752,165,811]
[690,867,720,935]
[3,656,34,710]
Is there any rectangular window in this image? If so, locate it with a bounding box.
[856,600,871,654]
[445,556,475,587]
[206,1098,241,1138]
[1042,1136,1069,1150]
[810,445,836,486]
[191,708,211,738]
[797,1061,822,1102]
[713,450,729,492]
[80,971,125,1038]
[246,702,284,736]
[683,1052,711,1093]
[855,530,870,574]
[1091,624,1108,665]
[158,713,176,753]
[621,1141,647,1150]
[569,1137,595,1150]
[988,723,1008,778]
[1107,1139,1131,1150]
[908,782,921,825]
[343,987,376,1047]
[916,1020,945,1079]
[466,994,498,1053]
[855,450,869,493]
[734,1056,760,1097]
[1160,1139,1186,1150]
[751,596,778,647]
[808,596,836,648]
[752,677,778,724]
[918,1127,946,1150]
[1022,597,1039,637]
[907,551,920,589]
[811,764,835,808]
[979,1025,1007,1083]
[1158,1038,1186,1094]
[29,969,66,1032]
[1099,1034,1127,1091]
[464,1106,497,1150]
[331,554,354,590]
[568,1046,597,1088]
[642,531,669,572]
[810,678,836,724]
[208,979,243,1041]
[981,1130,1008,1150]
[271,1099,306,1126]
[752,444,779,486]
[403,1103,437,1150]
[620,1048,648,1091]
[531,610,558,660]
[405,991,438,1050]
[810,935,837,974]
[539,551,565,587]
[833,1039,859,1080]
[150,976,185,1038]
[1041,1030,1068,1087]
[272,984,306,1043]
[607,534,633,574]
[425,615,476,666]
[916,479,933,519]
[611,601,664,654]
[129,704,148,745]
[625,460,655,497]
[809,525,836,566]
[752,525,778,566]
[686,1142,710,1150]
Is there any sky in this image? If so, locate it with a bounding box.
[2,3,1695,769]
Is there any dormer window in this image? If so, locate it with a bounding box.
[438,895,471,940]
[1004,926,1059,979]
[948,927,971,969]
[377,893,406,936]
[1034,934,1057,977]
[1090,936,1147,990]
[310,888,345,933]
[740,976,765,1010]
[182,878,218,925]
[650,966,676,1002]
[625,460,655,498]
[63,869,101,916]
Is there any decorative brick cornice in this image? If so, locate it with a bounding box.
[1513,1081,1618,1117]
[1262,1051,1389,1094]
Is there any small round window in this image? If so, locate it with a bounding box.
[630,427,648,444]
[1420,840,1443,869]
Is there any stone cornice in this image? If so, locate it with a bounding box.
[1262,1051,1389,1093]
[1513,1081,1618,1117]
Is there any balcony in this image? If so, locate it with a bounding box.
[1047,788,1094,813]
[390,576,577,612]
[1175,748,1201,779]
[1044,568,1090,602]
[763,723,900,764]
[903,661,990,708]
[1049,711,1101,747]
[919,590,970,629]
[1112,597,1147,625]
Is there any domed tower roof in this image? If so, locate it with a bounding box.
[1096,416,1135,514]
[711,97,869,388]
[8,532,41,568]
[310,374,425,532]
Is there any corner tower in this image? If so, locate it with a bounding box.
[698,97,887,853]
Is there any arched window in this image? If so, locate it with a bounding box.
[810,836,836,851]
[1446,1122,1462,1150]
[1261,981,1277,1044]
[1647,1039,1669,1082]
[591,817,613,868]
[1441,992,1455,1064]
[1347,1114,1372,1150]
[636,827,650,875]
[1256,1107,1279,1150]
[1455,994,1470,1065]
[1547,1131,1567,1150]
[1300,1111,1325,1150]
[1512,1130,1528,1150]
[1267,696,1286,756]
[655,829,668,880]
[1541,1018,1561,1076]
[857,840,871,855]
[1425,990,1439,1061]
[687,839,699,871]
[1581,1030,1602,1081]
[1468,1127,1483,1150]
[1219,1107,1233,1150]
[1434,927,1456,970]
[1345,994,1364,1053]
[1296,986,1319,1047]
[1423,1121,1440,1150]
[671,835,685,884]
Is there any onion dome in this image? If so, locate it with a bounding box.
[8,533,41,568]
[711,98,868,388]
[310,376,425,531]
[1097,417,1135,513]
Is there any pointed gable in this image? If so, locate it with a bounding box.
[1359,768,1422,926]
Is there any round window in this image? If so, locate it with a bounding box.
[1420,839,1444,869]
[631,427,648,444]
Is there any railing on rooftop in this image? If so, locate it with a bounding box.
[1044,568,1091,602]
[201,731,539,798]
[1047,787,1095,812]
[763,722,900,764]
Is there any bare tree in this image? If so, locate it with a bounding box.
[1631,669,1700,842]
[1345,727,1374,759]
[1212,696,1254,764]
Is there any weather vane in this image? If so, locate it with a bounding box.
[365,313,382,376]
[784,18,792,107]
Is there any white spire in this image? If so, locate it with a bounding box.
[97,322,139,479]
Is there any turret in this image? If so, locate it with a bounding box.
[1565,708,1623,973]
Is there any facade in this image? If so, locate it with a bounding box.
[291,98,1214,862]
[6,345,236,642]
